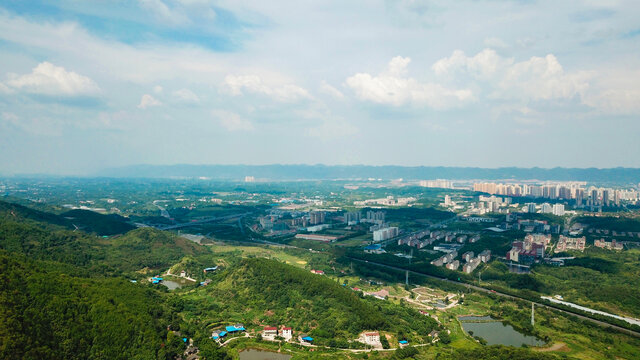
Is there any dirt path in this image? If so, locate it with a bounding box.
[534,342,570,352]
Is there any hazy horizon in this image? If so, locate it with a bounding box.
[1,1,640,174]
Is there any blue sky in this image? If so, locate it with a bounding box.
[1,0,639,175]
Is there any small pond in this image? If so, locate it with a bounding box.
[459,316,545,347]
[161,280,182,290]
[239,349,292,360]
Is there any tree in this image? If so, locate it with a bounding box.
[380,336,390,349]
[439,331,451,344]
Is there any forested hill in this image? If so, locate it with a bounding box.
[0,202,210,274]
[0,251,178,360]
[0,200,134,236]
[200,257,439,347]
[99,164,640,183]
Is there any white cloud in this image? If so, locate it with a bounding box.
[433,49,591,103]
[153,85,163,94]
[172,88,200,103]
[5,62,99,97]
[223,74,311,102]
[138,94,162,109]
[212,110,254,131]
[494,54,591,101]
[345,56,474,108]
[319,81,344,99]
[432,49,512,79]
[582,70,640,114]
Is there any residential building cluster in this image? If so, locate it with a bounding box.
[257,209,329,234]
[419,179,454,189]
[594,238,624,251]
[430,248,490,273]
[354,196,417,207]
[588,227,640,239]
[554,235,586,253]
[397,230,479,250]
[396,229,433,248]
[469,195,512,214]
[506,234,551,263]
[473,181,640,208]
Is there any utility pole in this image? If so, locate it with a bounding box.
[405,270,409,286]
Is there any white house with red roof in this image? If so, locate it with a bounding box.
[281,326,293,340]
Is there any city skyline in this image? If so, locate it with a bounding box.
[1,1,640,175]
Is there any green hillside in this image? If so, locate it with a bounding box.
[0,200,69,229]
[0,200,136,236]
[0,251,179,360]
[62,209,135,235]
[0,212,210,274]
[183,257,439,348]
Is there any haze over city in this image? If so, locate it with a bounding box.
[1,1,639,175]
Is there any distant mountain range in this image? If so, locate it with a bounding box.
[97,164,640,183]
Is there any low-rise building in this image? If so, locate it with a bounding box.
[555,235,586,253]
[446,260,460,271]
[263,326,278,338]
[594,238,624,251]
[478,250,491,263]
[281,327,293,340]
[462,258,481,273]
[364,332,381,345]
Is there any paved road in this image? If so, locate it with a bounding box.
[157,213,251,230]
[346,256,640,339]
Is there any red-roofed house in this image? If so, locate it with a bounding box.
[364,332,380,345]
[263,326,278,338]
[281,326,293,340]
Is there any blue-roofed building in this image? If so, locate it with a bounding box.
[183,337,188,343]
[364,243,385,254]
[300,336,313,343]
[226,324,245,333]
[212,330,228,340]
[399,340,408,344]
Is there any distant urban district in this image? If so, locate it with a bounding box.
[2,175,640,360]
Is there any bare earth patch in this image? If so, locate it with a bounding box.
[534,342,570,352]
